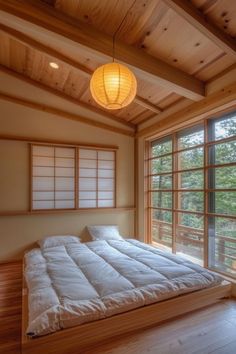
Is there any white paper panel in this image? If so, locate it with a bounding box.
[98,151,114,160]
[55,147,75,158]
[33,145,54,157]
[55,191,74,200]
[33,166,54,177]
[98,169,114,178]
[79,149,97,159]
[98,191,114,199]
[55,167,74,177]
[79,168,97,178]
[79,200,96,208]
[98,178,114,191]
[33,191,54,201]
[79,159,97,169]
[98,160,114,169]
[79,191,96,200]
[98,200,114,207]
[55,200,75,209]
[33,177,54,191]
[55,158,74,168]
[79,178,96,190]
[33,156,54,167]
[33,200,54,209]
[55,177,74,191]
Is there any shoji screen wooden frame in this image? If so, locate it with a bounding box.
[145,110,236,279]
[31,142,117,212]
[0,135,134,216]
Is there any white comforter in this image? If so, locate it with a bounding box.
[25,239,221,337]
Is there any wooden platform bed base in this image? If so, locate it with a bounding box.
[22,280,231,354]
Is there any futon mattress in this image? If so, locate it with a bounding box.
[25,239,221,337]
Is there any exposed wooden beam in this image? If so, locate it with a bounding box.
[0,0,205,101]
[0,23,162,116]
[0,91,135,137]
[137,83,236,137]
[134,97,162,114]
[163,0,236,58]
[0,64,135,130]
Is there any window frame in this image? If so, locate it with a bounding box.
[30,143,117,211]
[146,111,236,279]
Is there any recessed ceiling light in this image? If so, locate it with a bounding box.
[49,62,59,69]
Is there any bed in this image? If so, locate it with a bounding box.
[22,237,231,354]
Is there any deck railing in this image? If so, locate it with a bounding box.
[152,219,236,276]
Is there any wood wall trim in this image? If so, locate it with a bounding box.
[0,23,163,117]
[0,0,205,100]
[0,91,135,137]
[0,65,135,130]
[137,83,236,138]
[0,207,135,217]
[0,134,119,150]
[163,0,236,58]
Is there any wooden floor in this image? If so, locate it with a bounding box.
[0,262,236,354]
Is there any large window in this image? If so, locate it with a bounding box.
[32,144,116,210]
[147,111,236,278]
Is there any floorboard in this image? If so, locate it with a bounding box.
[0,262,236,354]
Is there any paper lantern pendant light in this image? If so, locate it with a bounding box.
[90,62,137,110]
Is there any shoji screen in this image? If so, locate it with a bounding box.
[32,145,75,210]
[78,148,116,208]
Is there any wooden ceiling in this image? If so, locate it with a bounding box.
[0,0,235,130]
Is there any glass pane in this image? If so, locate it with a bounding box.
[55,200,74,209]
[208,140,236,165]
[33,145,54,157]
[209,166,236,189]
[176,212,204,265]
[79,149,97,159]
[151,175,172,190]
[210,192,236,216]
[212,115,236,141]
[79,200,96,208]
[178,147,204,170]
[98,151,114,160]
[152,192,172,209]
[178,127,204,149]
[151,155,172,174]
[152,209,172,250]
[55,147,75,158]
[79,168,97,178]
[179,170,204,189]
[209,217,236,277]
[98,200,114,207]
[55,177,74,191]
[151,138,172,157]
[179,192,204,212]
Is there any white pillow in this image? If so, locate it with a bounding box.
[87,225,123,241]
[38,235,80,249]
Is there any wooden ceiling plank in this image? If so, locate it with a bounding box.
[163,0,236,57]
[0,63,135,129]
[0,0,205,100]
[0,91,134,137]
[0,22,163,117]
[137,82,236,137]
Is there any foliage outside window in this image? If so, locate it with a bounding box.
[147,112,236,278]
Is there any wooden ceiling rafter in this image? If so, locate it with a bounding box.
[0,23,163,118]
[0,0,205,101]
[0,64,136,131]
[163,0,236,58]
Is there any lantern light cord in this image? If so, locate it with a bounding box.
[112,0,137,62]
